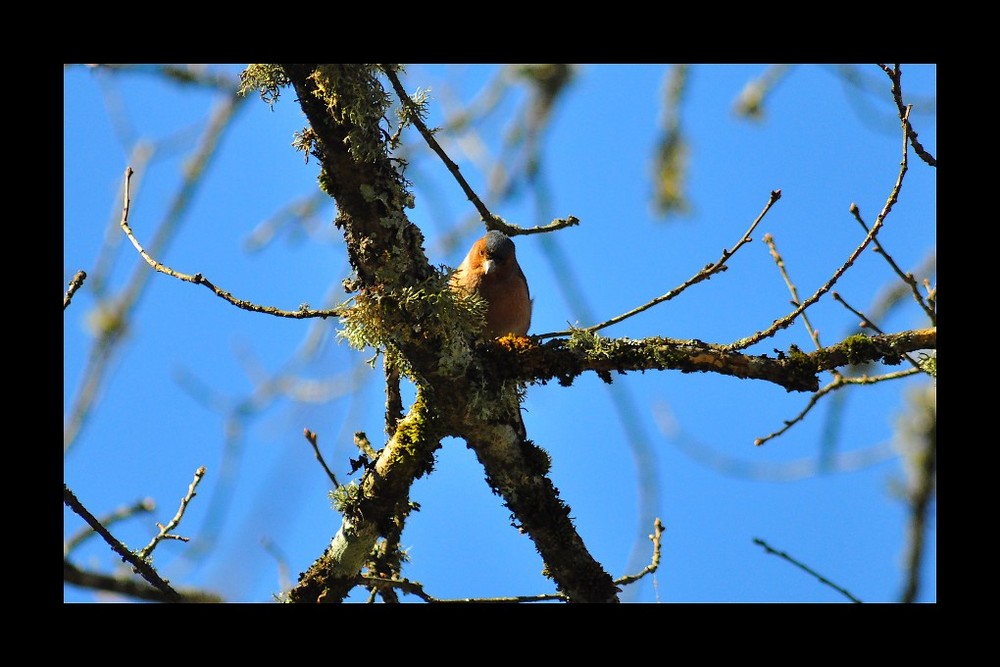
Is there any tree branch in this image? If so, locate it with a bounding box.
[463,414,621,602]
[383,66,579,238]
[119,168,338,320]
[879,63,936,167]
[537,189,782,339]
[64,270,87,310]
[489,328,935,394]
[753,538,862,603]
[63,484,181,601]
[288,394,442,602]
[272,64,619,603]
[725,103,913,352]
[137,466,207,561]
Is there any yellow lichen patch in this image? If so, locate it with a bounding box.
[496,333,537,353]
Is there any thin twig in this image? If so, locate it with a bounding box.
[64,270,88,310]
[64,484,180,601]
[763,233,823,350]
[753,537,862,603]
[726,107,912,352]
[536,189,782,339]
[383,66,579,237]
[65,497,156,555]
[117,167,338,320]
[615,518,664,587]
[304,428,340,488]
[849,202,936,324]
[137,467,207,561]
[879,64,936,167]
[755,367,921,446]
[243,190,329,252]
[359,573,570,603]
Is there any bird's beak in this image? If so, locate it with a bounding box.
[482,259,495,275]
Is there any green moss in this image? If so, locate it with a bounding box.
[238,64,291,106]
[389,390,439,478]
[840,334,873,365]
[919,353,936,378]
[337,268,486,380]
[307,64,392,165]
[330,481,361,515]
[566,328,605,355]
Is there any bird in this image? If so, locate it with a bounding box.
[451,230,531,339]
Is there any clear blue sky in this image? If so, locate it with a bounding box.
[64,64,936,603]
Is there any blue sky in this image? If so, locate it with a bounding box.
[64,64,936,603]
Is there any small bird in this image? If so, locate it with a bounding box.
[451,230,531,338]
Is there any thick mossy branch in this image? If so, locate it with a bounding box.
[251,65,933,604]
[463,422,620,603]
[289,390,444,603]
[277,64,432,294]
[482,328,936,393]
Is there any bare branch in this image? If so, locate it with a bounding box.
[537,189,782,339]
[849,202,936,324]
[65,93,243,454]
[502,327,935,394]
[118,167,338,320]
[763,232,825,350]
[383,65,578,237]
[260,536,293,597]
[726,106,913,352]
[653,64,691,215]
[754,367,922,446]
[64,484,180,601]
[304,428,340,488]
[65,497,156,555]
[754,537,862,603]
[734,65,793,120]
[879,64,936,167]
[832,291,927,374]
[64,270,88,310]
[615,518,665,587]
[137,466,207,560]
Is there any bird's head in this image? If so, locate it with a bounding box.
[479,230,517,277]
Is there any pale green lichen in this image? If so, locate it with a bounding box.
[241,64,405,168]
[330,481,361,514]
[566,328,617,360]
[465,378,523,424]
[309,64,393,165]
[337,268,487,379]
[566,327,599,351]
[396,86,431,129]
[918,352,936,378]
[238,64,291,107]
